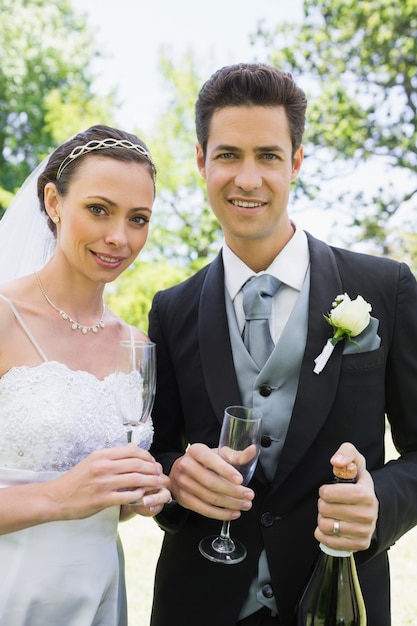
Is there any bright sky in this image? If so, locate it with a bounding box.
[70,2,413,247]
[70,0,350,241]
[72,0,303,134]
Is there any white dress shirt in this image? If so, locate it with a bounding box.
[223,225,310,344]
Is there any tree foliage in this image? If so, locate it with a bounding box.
[0,4,205,329]
[0,0,116,215]
[253,0,417,255]
[147,50,222,271]
[105,261,192,331]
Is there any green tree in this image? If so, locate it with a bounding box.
[109,53,222,326]
[0,0,116,216]
[105,261,192,331]
[253,0,417,255]
[147,50,222,271]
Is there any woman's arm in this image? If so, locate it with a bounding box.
[0,445,167,535]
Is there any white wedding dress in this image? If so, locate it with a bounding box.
[0,295,154,626]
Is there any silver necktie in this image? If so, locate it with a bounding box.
[242,274,281,369]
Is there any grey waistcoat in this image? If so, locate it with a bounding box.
[225,269,310,617]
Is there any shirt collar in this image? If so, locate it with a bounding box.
[223,225,310,301]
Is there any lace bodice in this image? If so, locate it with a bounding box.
[0,361,154,472]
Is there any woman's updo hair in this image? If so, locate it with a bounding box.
[37,124,156,233]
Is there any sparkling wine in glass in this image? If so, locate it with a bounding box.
[198,405,262,565]
[114,340,156,444]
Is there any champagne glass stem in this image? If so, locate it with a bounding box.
[219,520,231,541]
[198,406,262,565]
[211,520,235,554]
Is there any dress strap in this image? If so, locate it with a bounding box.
[129,325,135,342]
[0,294,48,362]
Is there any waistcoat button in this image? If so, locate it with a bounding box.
[261,512,275,527]
[259,384,272,397]
[261,435,272,448]
[262,584,274,598]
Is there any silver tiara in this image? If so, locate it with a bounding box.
[56,138,155,180]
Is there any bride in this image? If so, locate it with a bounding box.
[0,124,171,625]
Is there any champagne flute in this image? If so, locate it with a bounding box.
[114,340,156,444]
[198,405,262,565]
[114,340,156,504]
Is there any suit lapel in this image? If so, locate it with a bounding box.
[199,254,242,424]
[274,234,345,488]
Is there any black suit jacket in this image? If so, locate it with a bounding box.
[148,233,417,626]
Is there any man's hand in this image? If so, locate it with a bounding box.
[315,442,379,552]
[169,443,255,520]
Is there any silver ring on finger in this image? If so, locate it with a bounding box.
[333,519,340,537]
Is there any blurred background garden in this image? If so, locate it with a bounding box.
[1,0,416,329]
[1,0,416,623]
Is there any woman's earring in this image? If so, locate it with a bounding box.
[52,216,60,224]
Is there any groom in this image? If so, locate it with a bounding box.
[148,63,417,626]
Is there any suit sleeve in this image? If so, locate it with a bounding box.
[148,290,194,532]
[148,290,187,474]
[366,262,417,556]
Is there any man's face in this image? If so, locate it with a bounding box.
[196,105,303,266]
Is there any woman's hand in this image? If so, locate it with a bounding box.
[47,444,167,521]
[125,486,172,518]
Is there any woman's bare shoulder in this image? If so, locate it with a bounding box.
[105,308,149,342]
[0,291,17,329]
[131,327,149,342]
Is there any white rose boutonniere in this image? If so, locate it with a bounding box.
[313,293,372,374]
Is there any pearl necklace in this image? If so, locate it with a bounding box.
[35,273,105,335]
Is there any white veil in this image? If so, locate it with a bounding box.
[0,157,56,283]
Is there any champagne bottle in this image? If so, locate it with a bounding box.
[297,463,367,625]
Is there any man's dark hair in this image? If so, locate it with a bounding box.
[195,63,307,158]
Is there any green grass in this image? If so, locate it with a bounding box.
[119,516,163,625]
